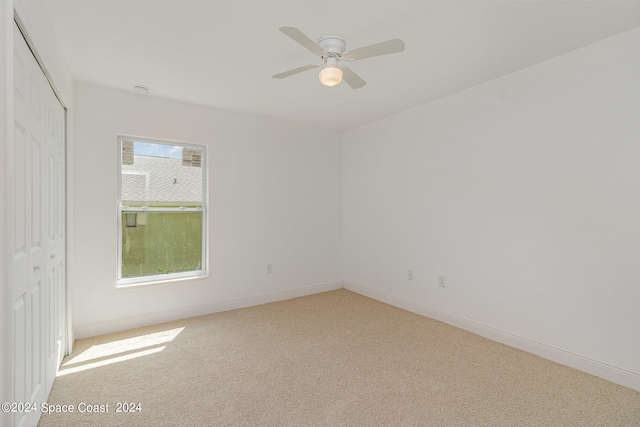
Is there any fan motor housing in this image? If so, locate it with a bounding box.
[317,35,346,56]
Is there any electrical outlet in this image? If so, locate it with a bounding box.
[408,270,414,281]
[267,263,273,274]
[438,275,446,288]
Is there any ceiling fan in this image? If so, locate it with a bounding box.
[272,27,405,89]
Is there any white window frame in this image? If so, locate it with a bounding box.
[116,135,208,287]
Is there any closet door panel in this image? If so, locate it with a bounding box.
[45,82,66,392]
[12,23,49,427]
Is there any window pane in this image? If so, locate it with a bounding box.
[121,141,202,207]
[121,211,203,278]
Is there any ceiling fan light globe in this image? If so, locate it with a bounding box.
[319,66,343,87]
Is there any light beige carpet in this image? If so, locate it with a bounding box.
[38,289,640,426]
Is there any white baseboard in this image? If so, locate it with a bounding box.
[73,280,343,339]
[344,281,640,392]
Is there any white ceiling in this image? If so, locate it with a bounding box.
[43,1,640,131]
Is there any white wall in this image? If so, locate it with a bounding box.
[72,82,343,337]
[343,27,640,388]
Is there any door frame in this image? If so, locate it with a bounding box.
[1,9,72,426]
[13,8,72,351]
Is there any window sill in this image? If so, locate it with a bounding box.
[116,270,209,289]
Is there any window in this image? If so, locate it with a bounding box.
[117,136,207,286]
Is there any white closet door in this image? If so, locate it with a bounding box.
[12,22,66,427]
[45,80,66,394]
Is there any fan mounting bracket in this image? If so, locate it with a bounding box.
[317,35,346,56]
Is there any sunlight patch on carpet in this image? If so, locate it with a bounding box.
[56,327,184,377]
[57,346,167,376]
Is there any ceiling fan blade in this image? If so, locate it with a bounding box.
[272,63,321,79]
[340,66,366,89]
[344,38,405,61]
[279,27,326,56]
